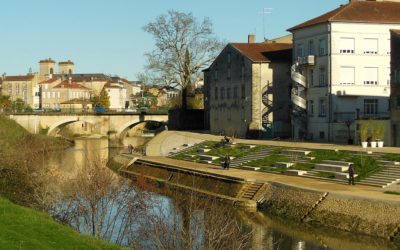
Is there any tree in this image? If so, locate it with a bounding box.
[92,89,110,109]
[141,10,223,109]
[0,95,12,112]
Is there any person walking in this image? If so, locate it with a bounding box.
[348,164,355,185]
[128,144,133,154]
[225,155,231,170]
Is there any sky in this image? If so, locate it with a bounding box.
[0,0,348,80]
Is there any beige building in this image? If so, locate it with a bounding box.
[40,78,92,110]
[1,74,41,109]
[204,36,292,138]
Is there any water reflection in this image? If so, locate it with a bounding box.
[45,138,397,250]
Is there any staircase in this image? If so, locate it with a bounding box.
[359,163,400,188]
[230,147,279,168]
[262,85,273,124]
[238,182,264,200]
[291,63,308,137]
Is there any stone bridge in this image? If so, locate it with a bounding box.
[9,113,168,144]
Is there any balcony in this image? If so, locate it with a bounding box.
[298,55,315,66]
[334,111,390,122]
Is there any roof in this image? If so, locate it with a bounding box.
[58,60,74,65]
[53,80,91,90]
[39,78,60,84]
[288,1,400,32]
[4,75,35,81]
[39,58,55,63]
[392,29,400,36]
[229,43,292,62]
[104,82,123,89]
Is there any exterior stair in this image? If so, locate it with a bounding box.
[238,182,264,200]
[359,165,400,188]
[230,147,279,168]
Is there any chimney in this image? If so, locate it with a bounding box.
[248,34,255,44]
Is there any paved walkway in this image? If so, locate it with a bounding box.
[146,131,400,156]
[140,156,400,203]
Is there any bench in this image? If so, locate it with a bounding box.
[282,150,311,156]
[315,163,349,173]
[274,162,294,168]
[240,166,261,171]
[321,160,352,167]
[198,155,219,161]
[285,170,307,176]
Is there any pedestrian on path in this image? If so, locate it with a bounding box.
[128,144,133,154]
[348,164,355,185]
[224,155,231,170]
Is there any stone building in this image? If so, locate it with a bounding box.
[1,74,41,109]
[288,0,400,144]
[204,35,292,138]
[391,29,400,146]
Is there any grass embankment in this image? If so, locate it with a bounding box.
[0,197,120,250]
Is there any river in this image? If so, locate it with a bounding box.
[45,138,397,250]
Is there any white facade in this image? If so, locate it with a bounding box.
[106,85,127,110]
[292,22,400,142]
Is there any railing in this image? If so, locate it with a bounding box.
[291,63,308,135]
[2,108,169,115]
[334,111,390,121]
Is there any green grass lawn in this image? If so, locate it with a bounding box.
[246,155,290,168]
[382,154,400,162]
[0,197,121,250]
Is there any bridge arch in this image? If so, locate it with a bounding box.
[47,117,95,136]
[116,119,166,141]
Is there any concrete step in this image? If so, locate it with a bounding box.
[274,162,294,168]
[239,166,260,171]
[334,173,358,180]
[377,160,400,166]
[321,160,353,167]
[284,170,307,176]
[314,163,349,173]
[282,149,311,156]
[301,156,315,161]
[198,155,219,161]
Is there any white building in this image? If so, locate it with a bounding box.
[104,82,127,110]
[288,0,400,143]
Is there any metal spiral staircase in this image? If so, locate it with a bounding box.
[291,62,308,137]
[262,84,273,124]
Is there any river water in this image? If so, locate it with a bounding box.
[45,138,397,250]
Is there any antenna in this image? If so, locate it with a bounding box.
[259,7,273,41]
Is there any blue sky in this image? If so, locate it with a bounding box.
[0,0,347,80]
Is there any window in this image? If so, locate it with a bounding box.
[8,84,12,96]
[364,67,378,85]
[308,69,314,87]
[220,87,225,100]
[309,100,314,115]
[364,38,378,54]
[319,68,326,86]
[340,67,355,85]
[364,99,378,114]
[297,43,304,58]
[319,131,325,139]
[319,39,326,56]
[227,68,231,79]
[241,85,245,99]
[227,87,231,99]
[215,87,218,100]
[52,92,56,98]
[57,92,61,98]
[214,70,218,80]
[241,65,245,81]
[16,83,19,96]
[233,86,238,99]
[339,38,355,54]
[227,52,231,64]
[308,40,315,55]
[319,99,326,116]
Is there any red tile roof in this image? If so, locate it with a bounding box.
[104,82,123,89]
[230,43,292,62]
[53,80,91,90]
[39,78,60,84]
[288,1,400,31]
[4,75,35,81]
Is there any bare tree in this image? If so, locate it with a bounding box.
[141,10,223,109]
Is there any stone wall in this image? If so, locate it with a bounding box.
[259,182,400,240]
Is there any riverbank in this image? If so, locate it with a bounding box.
[0,196,120,249]
[117,154,400,242]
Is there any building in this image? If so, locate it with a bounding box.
[288,0,400,144]
[39,78,92,110]
[391,29,400,146]
[1,74,41,109]
[204,35,292,138]
[103,81,127,110]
